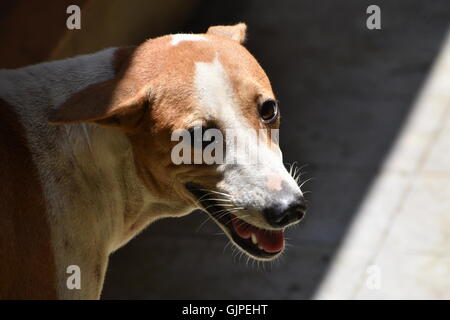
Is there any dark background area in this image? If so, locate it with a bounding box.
[1,0,449,299]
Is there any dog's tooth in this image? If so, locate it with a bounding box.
[251,233,258,245]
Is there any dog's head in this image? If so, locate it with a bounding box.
[49,24,306,261]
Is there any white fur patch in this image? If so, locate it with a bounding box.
[170,34,207,46]
[194,56,241,128]
[194,56,302,210]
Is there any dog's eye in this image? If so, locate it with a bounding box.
[259,99,278,123]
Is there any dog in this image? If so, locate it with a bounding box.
[0,23,306,299]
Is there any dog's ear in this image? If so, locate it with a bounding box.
[207,23,247,44]
[48,79,151,132]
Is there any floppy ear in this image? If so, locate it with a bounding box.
[48,79,151,131]
[207,23,247,44]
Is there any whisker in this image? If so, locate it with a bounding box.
[202,202,236,207]
[199,189,232,198]
[299,177,314,189]
[196,206,245,232]
[200,198,233,202]
[223,240,232,254]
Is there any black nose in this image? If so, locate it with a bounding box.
[264,196,307,228]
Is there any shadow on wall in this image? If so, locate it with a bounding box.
[102,0,450,299]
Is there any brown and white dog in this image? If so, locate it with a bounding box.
[0,24,306,299]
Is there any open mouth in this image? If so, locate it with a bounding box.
[185,183,284,260]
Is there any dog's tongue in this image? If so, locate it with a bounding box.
[231,215,284,253]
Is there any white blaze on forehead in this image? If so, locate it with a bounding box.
[194,55,244,128]
[170,34,207,46]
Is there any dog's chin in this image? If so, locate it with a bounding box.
[185,182,285,261]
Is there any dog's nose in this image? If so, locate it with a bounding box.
[264,196,307,228]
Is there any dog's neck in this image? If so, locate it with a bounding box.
[0,48,187,298]
[64,122,153,247]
